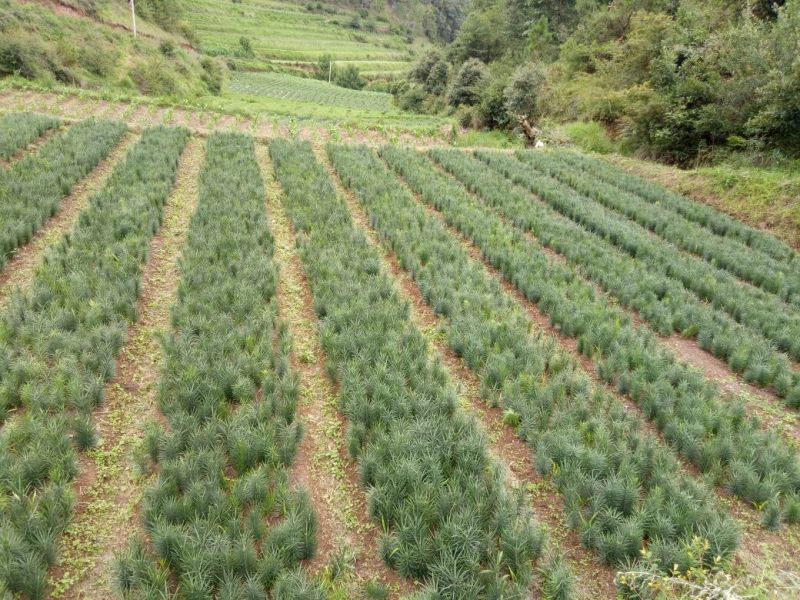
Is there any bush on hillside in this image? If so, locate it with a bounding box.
[447,58,487,107]
[335,65,365,90]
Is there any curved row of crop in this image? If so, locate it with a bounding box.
[117,132,320,598]
[475,151,800,406]
[553,150,797,264]
[516,151,800,306]
[378,144,800,529]
[0,112,59,162]
[0,127,189,599]
[269,139,545,598]
[330,142,739,577]
[0,118,126,272]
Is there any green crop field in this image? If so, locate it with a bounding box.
[0,108,797,599]
[1,2,799,598]
[188,0,422,69]
[229,72,396,112]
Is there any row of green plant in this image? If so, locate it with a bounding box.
[516,151,800,307]
[0,111,58,161]
[331,141,739,579]
[375,144,800,529]
[270,139,547,599]
[554,150,797,265]
[117,132,320,598]
[0,118,125,271]
[0,126,189,598]
[229,72,394,113]
[475,151,800,407]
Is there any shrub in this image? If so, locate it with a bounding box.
[447,58,487,107]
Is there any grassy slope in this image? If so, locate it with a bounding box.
[602,154,800,252]
[188,0,423,68]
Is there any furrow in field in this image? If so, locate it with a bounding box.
[0,130,139,311]
[257,145,407,596]
[316,144,615,599]
[47,137,203,599]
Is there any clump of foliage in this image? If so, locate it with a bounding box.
[0,125,189,598]
[0,112,58,161]
[117,133,320,597]
[334,64,365,90]
[0,118,125,271]
[395,0,800,163]
[270,139,546,597]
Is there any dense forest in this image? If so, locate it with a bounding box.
[395,0,800,164]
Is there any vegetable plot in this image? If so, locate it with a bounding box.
[330,143,739,574]
[517,151,800,306]
[0,126,188,598]
[118,132,319,597]
[270,139,544,598]
[0,118,126,271]
[0,112,59,162]
[476,150,800,406]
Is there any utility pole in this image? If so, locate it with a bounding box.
[328,60,332,83]
[130,0,137,38]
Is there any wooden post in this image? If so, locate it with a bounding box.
[130,0,137,38]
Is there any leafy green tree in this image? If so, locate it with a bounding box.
[503,62,546,121]
[425,58,449,94]
[447,58,488,106]
[335,64,365,90]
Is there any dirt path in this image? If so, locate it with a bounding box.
[48,138,203,599]
[0,131,139,311]
[259,145,418,598]
[384,159,800,595]
[313,145,615,599]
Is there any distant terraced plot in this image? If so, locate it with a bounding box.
[229,72,396,112]
[189,0,420,70]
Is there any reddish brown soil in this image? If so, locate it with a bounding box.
[49,138,204,599]
[0,132,138,310]
[260,146,418,598]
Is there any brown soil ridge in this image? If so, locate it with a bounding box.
[259,145,418,598]
[1,123,63,169]
[48,138,204,599]
[314,144,614,599]
[0,130,139,311]
[385,156,800,592]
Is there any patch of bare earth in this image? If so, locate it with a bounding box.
[47,138,203,599]
[314,145,610,598]
[0,131,139,311]
[390,160,800,594]
[1,123,63,169]
[259,146,416,598]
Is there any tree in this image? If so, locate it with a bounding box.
[335,64,365,90]
[503,62,546,121]
[447,58,488,106]
[425,59,449,95]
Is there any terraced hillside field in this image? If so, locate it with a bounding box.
[0,111,798,600]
